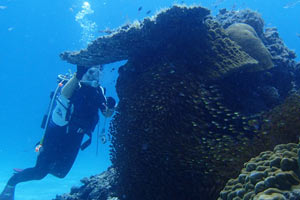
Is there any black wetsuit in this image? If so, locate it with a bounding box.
[7,85,106,186]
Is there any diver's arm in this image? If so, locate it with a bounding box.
[97,87,116,117]
[61,65,88,99]
[61,75,80,99]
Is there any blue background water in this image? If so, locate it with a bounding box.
[0,0,299,199]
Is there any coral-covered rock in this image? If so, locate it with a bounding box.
[58,5,300,200]
[216,9,299,113]
[264,27,297,69]
[60,5,211,67]
[60,5,258,80]
[53,167,117,200]
[111,55,269,199]
[258,93,300,147]
[216,9,298,73]
[218,143,300,200]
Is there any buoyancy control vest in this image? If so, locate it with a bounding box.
[37,73,103,152]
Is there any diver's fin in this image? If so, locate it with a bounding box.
[13,168,23,174]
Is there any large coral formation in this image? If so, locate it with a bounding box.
[110,57,265,200]
[225,23,273,72]
[61,6,259,80]
[59,5,300,200]
[60,6,211,67]
[218,142,300,200]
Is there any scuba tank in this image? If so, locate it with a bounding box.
[36,71,73,153]
[36,69,110,153]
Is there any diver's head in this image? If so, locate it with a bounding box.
[80,66,101,88]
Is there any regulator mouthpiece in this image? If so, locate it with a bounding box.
[81,80,99,88]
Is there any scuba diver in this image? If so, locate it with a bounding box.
[0,65,117,200]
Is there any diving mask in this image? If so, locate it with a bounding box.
[80,67,101,88]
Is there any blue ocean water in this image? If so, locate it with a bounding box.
[0,0,299,199]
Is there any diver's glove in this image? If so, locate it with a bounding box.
[107,97,116,109]
[76,65,88,80]
[103,97,116,117]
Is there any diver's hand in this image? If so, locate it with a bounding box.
[102,97,117,117]
[102,107,115,118]
[76,65,88,80]
[106,97,116,109]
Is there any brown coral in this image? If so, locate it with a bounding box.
[225,23,273,72]
[218,143,300,200]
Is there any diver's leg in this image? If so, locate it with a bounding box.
[7,165,49,186]
[0,156,49,200]
[0,184,15,200]
[0,121,62,199]
[50,149,79,178]
[50,131,84,178]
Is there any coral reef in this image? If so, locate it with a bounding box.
[216,9,264,37]
[60,6,259,80]
[110,57,266,200]
[58,5,300,200]
[218,142,300,200]
[202,19,259,79]
[219,92,300,200]
[259,93,300,148]
[225,23,273,72]
[264,27,297,69]
[216,9,298,75]
[60,6,211,67]
[216,9,299,114]
[257,86,280,106]
[53,167,118,200]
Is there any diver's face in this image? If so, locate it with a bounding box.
[82,67,100,82]
[81,67,100,87]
